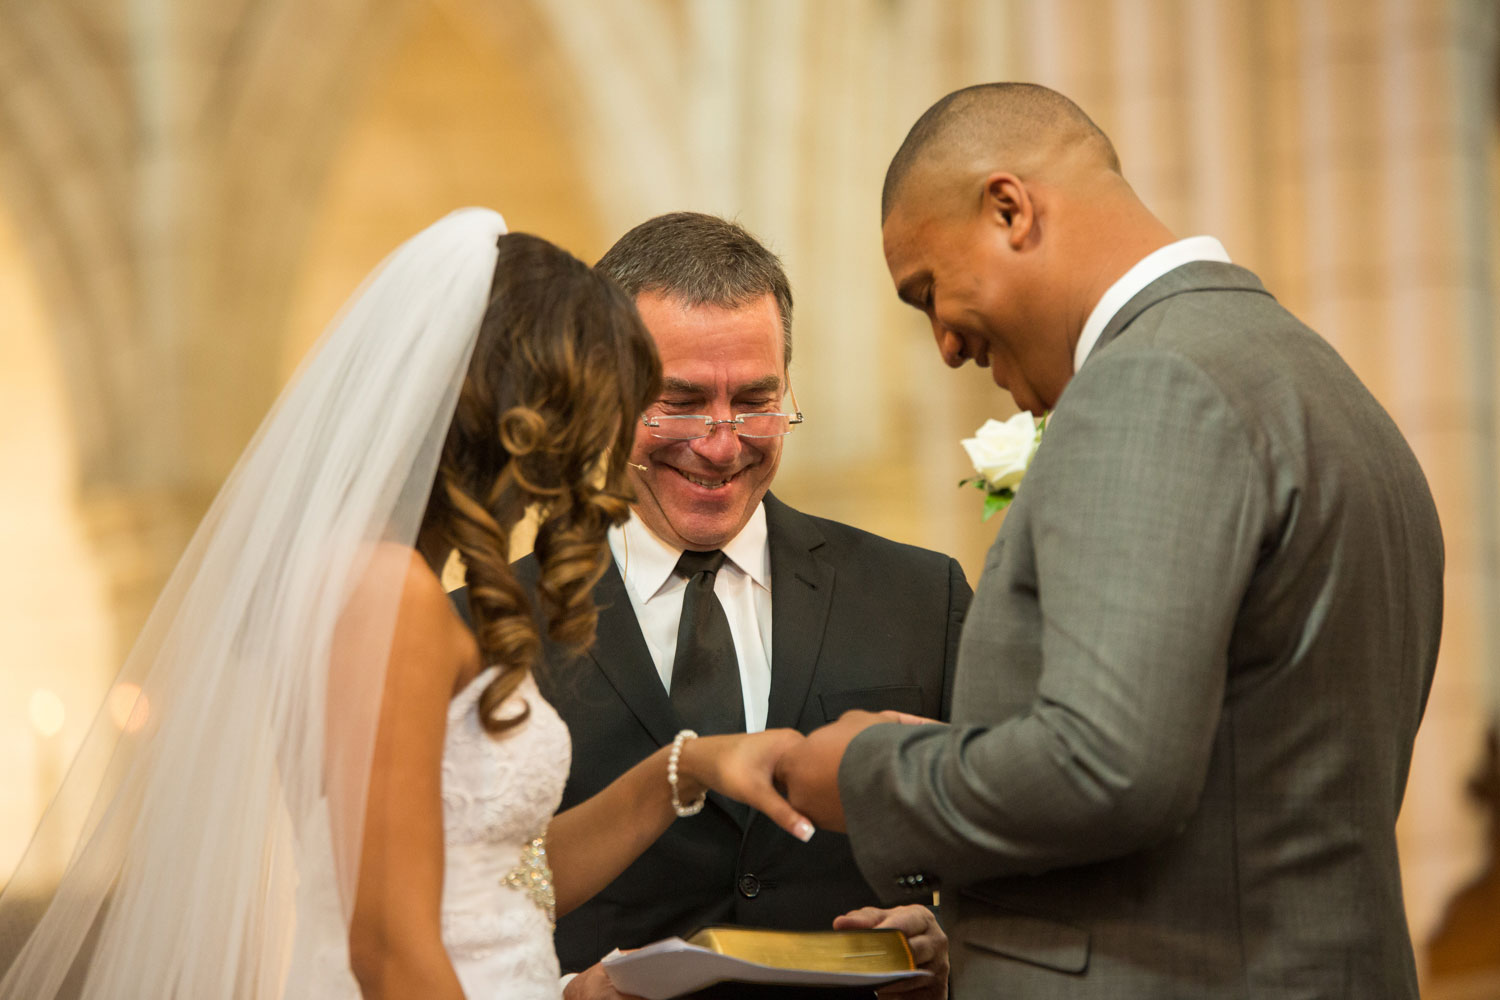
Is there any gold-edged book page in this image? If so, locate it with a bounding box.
[684,926,915,973]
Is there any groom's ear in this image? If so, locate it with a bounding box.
[982,172,1034,250]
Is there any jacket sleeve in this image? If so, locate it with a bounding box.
[839,348,1271,898]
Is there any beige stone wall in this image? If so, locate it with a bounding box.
[0,0,1495,981]
[0,203,115,892]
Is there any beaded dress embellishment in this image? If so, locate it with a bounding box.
[503,835,556,927]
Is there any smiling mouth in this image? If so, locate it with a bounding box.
[672,467,736,491]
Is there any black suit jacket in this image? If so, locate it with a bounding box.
[452,492,970,975]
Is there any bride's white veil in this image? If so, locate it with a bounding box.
[0,207,509,999]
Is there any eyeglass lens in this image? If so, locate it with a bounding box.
[649,414,795,440]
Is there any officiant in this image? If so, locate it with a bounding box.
[453,212,967,999]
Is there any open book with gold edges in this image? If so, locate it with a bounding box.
[601,926,930,998]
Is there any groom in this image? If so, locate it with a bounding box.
[778,83,1444,998]
[456,212,967,998]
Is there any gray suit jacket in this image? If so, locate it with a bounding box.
[840,263,1443,999]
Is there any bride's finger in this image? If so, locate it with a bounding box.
[744,779,815,843]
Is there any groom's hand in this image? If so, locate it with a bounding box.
[562,962,643,1000]
[775,710,890,832]
[833,905,948,999]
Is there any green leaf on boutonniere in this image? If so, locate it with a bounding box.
[982,491,1014,521]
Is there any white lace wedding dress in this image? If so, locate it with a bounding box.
[441,668,571,996]
[292,667,571,999]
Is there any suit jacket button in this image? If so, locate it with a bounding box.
[738,874,761,899]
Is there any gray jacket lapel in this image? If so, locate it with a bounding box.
[763,494,835,731]
[1083,261,1275,366]
[587,559,681,749]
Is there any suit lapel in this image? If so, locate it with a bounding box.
[589,557,749,831]
[1085,261,1275,365]
[587,559,681,749]
[763,494,835,732]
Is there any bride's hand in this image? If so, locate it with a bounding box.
[678,730,815,843]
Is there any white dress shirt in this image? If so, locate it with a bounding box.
[1073,236,1232,372]
[606,506,774,733]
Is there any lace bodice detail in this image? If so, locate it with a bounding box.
[287,668,570,1000]
[442,668,571,848]
[439,668,571,993]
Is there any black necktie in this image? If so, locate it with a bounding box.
[669,549,745,736]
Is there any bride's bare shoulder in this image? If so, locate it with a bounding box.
[339,542,437,615]
[336,543,478,688]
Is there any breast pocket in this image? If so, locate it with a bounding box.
[819,685,924,722]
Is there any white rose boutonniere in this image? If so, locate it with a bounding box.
[959,411,1047,520]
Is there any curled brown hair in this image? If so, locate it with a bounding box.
[420,232,660,734]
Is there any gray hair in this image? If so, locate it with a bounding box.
[596,212,794,370]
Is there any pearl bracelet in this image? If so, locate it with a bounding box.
[668,729,706,817]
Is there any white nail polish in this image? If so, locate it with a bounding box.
[795,820,814,842]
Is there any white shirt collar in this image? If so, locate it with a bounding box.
[1073,236,1231,372]
[720,503,771,590]
[609,503,771,604]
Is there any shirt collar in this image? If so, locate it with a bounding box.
[720,502,770,591]
[608,503,771,604]
[1073,236,1231,372]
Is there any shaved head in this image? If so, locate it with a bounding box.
[878,83,1172,414]
[882,83,1121,222]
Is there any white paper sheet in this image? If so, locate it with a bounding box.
[601,937,931,999]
